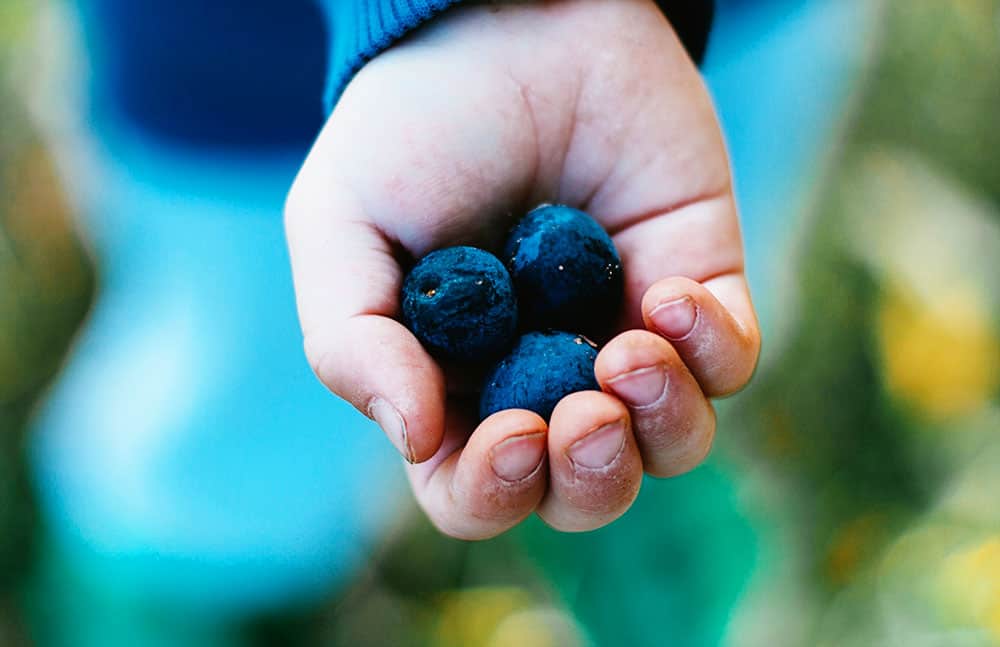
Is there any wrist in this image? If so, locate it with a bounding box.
[321,0,713,112]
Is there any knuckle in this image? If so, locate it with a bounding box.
[567,481,637,517]
[640,403,715,478]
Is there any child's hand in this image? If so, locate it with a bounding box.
[286,0,760,538]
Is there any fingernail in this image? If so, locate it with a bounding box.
[490,432,547,482]
[607,366,667,408]
[651,296,698,341]
[567,421,626,470]
[368,397,412,462]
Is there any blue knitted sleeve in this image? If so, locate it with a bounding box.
[319,0,460,112]
[319,0,714,112]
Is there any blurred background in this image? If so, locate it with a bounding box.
[2,0,999,645]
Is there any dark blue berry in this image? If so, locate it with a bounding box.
[503,204,624,336]
[402,246,518,362]
[480,330,600,421]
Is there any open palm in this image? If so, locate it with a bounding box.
[286,0,759,539]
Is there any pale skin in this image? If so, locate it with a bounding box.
[285,0,761,539]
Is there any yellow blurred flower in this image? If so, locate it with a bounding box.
[878,523,1000,642]
[838,150,1000,421]
[488,608,584,647]
[878,284,1000,421]
[432,587,585,647]
[432,587,532,647]
[938,536,1000,640]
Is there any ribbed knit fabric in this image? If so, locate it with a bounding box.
[320,0,458,111]
[320,0,714,112]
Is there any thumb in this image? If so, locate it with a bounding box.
[285,172,445,463]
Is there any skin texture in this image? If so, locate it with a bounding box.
[401,246,518,361]
[286,0,761,538]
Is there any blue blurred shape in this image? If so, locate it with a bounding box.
[32,126,403,611]
[82,0,327,148]
[32,1,400,615]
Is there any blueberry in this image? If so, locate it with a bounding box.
[504,204,624,335]
[402,246,518,362]
[480,330,600,421]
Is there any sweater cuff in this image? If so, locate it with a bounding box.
[320,1,714,113]
[320,0,462,113]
